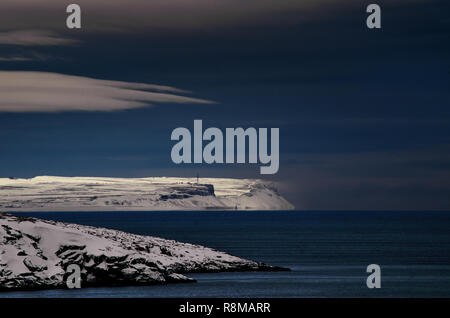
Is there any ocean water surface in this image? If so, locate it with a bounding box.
[1,211,450,297]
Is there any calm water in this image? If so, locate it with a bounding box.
[1,211,450,297]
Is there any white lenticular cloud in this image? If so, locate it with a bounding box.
[0,30,78,46]
[0,71,215,112]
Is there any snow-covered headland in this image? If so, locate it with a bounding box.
[0,212,288,291]
[0,176,294,211]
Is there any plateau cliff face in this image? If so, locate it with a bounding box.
[0,176,294,211]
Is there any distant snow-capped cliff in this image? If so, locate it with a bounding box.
[0,213,287,290]
[0,176,294,211]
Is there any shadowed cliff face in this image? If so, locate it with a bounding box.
[0,213,288,291]
[159,184,215,201]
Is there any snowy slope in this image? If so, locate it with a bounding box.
[0,213,287,290]
[0,176,294,211]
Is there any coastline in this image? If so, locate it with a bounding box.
[0,212,289,292]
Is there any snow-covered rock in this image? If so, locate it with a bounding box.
[0,176,294,211]
[0,213,287,291]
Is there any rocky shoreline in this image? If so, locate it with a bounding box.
[0,213,288,291]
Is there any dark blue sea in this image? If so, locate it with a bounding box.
[1,211,450,298]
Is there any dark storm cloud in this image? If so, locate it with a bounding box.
[0,0,334,31]
[0,0,427,33]
[277,145,450,210]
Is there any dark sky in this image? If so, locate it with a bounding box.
[0,0,449,210]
